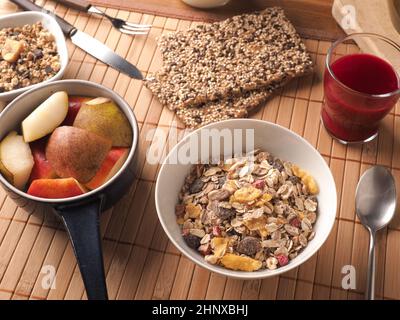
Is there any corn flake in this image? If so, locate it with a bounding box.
[232,186,262,203]
[185,203,202,218]
[292,165,319,195]
[220,253,262,271]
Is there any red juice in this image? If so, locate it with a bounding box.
[322,53,400,142]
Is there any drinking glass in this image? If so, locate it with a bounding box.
[322,33,400,144]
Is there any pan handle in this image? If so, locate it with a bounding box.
[56,198,108,300]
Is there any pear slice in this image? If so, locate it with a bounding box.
[0,131,34,189]
[46,126,112,183]
[22,91,68,143]
[73,98,132,147]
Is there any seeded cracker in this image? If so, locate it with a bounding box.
[175,81,286,129]
[145,7,313,113]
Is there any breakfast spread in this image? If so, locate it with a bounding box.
[0,22,61,92]
[145,7,313,128]
[0,92,131,198]
[176,150,319,271]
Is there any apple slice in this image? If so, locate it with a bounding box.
[28,138,57,183]
[27,178,86,199]
[86,147,129,190]
[0,131,34,189]
[46,126,112,183]
[73,97,132,147]
[22,91,68,143]
[62,96,92,126]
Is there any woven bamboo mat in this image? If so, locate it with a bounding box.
[0,0,399,300]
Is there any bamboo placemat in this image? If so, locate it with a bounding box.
[0,0,399,300]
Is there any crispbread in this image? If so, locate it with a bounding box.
[175,82,284,129]
[145,7,313,111]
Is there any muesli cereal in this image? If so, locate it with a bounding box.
[176,150,319,271]
[0,22,60,92]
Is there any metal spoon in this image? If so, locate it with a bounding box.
[355,166,397,300]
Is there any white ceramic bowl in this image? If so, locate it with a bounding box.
[181,0,230,9]
[155,119,337,279]
[0,12,68,103]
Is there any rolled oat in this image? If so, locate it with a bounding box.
[177,150,319,271]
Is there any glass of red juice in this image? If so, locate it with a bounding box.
[322,33,400,144]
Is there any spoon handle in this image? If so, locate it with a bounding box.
[366,230,376,300]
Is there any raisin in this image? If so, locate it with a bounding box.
[218,175,226,188]
[288,175,301,185]
[32,49,43,60]
[227,229,241,237]
[272,159,284,172]
[175,204,186,217]
[189,178,204,194]
[45,65,53,74]
[236,237,261,257]
[217,207,236,221]
[183,234,200,250]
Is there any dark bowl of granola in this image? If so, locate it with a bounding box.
[0,11,68,102]
[155,119,337,278]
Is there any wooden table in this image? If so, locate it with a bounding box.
[0,0,399,300]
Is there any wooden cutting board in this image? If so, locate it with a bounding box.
[332,0,400,71]
[90,0,345,41]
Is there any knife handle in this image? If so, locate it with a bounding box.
[56,0,91,12]
[11,0,76,36]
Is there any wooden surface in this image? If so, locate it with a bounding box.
[89,0,345,41]
[0,0,400,300]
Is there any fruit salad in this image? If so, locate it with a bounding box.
[0,91,132,198]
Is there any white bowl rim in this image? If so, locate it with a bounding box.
[0,11,68,101]
[155,118,337,279]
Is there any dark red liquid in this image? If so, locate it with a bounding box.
[322,53,400,142]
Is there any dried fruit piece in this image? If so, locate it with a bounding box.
[175,204,186,217]
[189,178,205,194]
[183,234,200,250]
[253,179,265,189]
[185,203,202,218]
[276,254,289,267]
[220,253,262,271]
[1,39,24,63]
[236,237,261,256]
[290,217,301,228]
[217,207,236,221]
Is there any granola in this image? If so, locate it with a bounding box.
[176,150,319,271]
[0,22,61,92]
[145,7,313,112]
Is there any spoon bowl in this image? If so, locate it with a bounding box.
[356,166,397,231]
[355,165,397,300]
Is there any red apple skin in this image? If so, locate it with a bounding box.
[86,147,129,190]
[28,138,57,183]
[27,178,86,199]
[62,96,91,126]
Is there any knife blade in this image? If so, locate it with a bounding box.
[11,0,143,80]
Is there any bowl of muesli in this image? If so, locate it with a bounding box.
[0,11,68,102]
[155,119,337,278]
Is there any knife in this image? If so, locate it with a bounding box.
[11,0,143,80]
